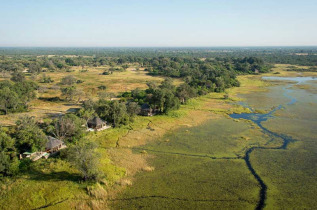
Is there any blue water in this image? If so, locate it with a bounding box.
[229,76,316,209]
[232,76,317,123]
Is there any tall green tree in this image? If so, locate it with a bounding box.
[15,116,47,153]
[67,138,103,181]
[52,114,85,142]
[61,86,77,101]
[0,80,37,114]
[95,100,130,127]
[28,63,42,74]
[215,77,225,92]
[177,83,197,104]
[60,75,77,85]
[0,87,19,115]
[78,108,95,127]
[13,81,38,107]
[110,101,129,127]
[10,72,25,82]
[126,102,141,117]
[0,128,19,177]
[151,88,179,113]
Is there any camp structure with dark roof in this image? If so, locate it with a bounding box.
[19,137,66,161]
[87,116,110,131]
[46,136,67,153]
[140,103,153,116]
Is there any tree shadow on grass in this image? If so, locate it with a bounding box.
[66,108,80,112]
[44,112,64,119]
[38,97,63,102]
[64,103,80,107]
[27,169,81,183]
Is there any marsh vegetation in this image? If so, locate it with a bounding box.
[111,75,317,210]
[0,48,316,209]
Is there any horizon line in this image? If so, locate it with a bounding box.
[1,45,317,48]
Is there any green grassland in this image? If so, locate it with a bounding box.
[110,115,272,209]
[1,65,316,209]
[110,67,317,209]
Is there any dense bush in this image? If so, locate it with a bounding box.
[0,128,19,177]
[0,80,38,114]
[14,116,47,153]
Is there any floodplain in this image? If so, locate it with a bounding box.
[111,69,317,209]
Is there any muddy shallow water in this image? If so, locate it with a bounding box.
[111,77,317,210]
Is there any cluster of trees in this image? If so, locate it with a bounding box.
[121,71,238,115]
[75,79,184,130]
[146,56,271,77]
[0,74,87,116]
[39,74,53,83]
[122,79,181,113]
[1,53,273,79]
[60,75,78,85]
[0,114,102,181]
[76,56,266,127]
[79,72,234,130]
[44,114,86,142]
[58,75,85,102]
[0,116,48,177]
[0,80,38,114]
[0,128,20,177]
[0,55,122,76]
[1,47,315,71]
[40,114,102,181]
[78,98,139,128]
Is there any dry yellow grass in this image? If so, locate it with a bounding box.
[0,65,182,126]
[267,64,317,77]
[38,66,180,94]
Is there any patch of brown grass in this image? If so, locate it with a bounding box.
[87,183,108,199]
[117,179,133,186]
[142,166,155,172]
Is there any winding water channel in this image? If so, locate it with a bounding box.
[114,76,317,209]
[230,76,316,209]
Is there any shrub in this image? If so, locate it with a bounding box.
[61,75,77,85]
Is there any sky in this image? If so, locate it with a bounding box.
[0,0,316,47]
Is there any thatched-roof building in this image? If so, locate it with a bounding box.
[87,117,110,131]
[46,136,66,153]
[19,137,66,161]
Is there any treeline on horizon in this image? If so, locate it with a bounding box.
[0,47,317,66]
